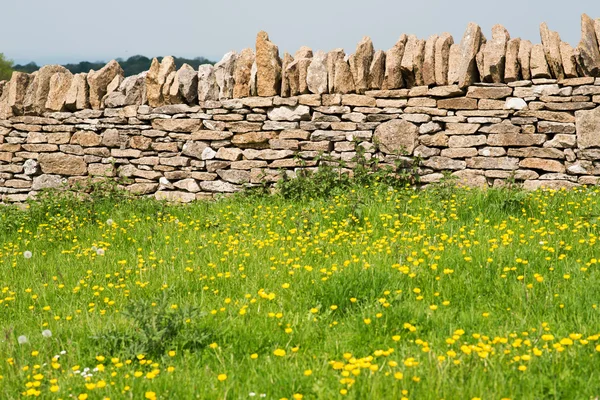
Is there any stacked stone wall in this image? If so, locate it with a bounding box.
[3,15,600,202]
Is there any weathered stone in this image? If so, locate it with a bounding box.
[457,23,484,88]
[325,49,345,94]
[426,85,463,98]
[419,122,443,134]
[32,174,66,191]
[448,135,487,149]
[453,169,488,188]
[401,35,425,88]
[504,38,521,82]
[543,134,576,148]
[575,106,600,149]
[483,24,510,83]
[231,132,276,148]
[280,52,294,97]
[519,158,565,172]
[214,51,237,100]
[466,86,512,99]
[200,180,240,193]
[38,153,86,176]
[441,147,478,158]
[434,33,454,86]
[539,23,564,80]
[438,97,478,110]
[515,110,575,123]
[466,157,519,170]
[487,134,547,147]
[198,64,220,102]
[507,147,564,159]
[445,123,481,135]
[152,119,202,132]
[368,50,386,90]
[447,44,461,84]
[341,94,376,107]
[421,156,466,170]
[23,65,70,114]
[231,48,255,99]
[146,57,174,107]
[576,14,600,77]
[373,119,418,154]
[154,191,196,203]
[420,132,448,147]
[523,179,579,190]
[181,141,209,158]
[307,50,328,94]
[383,35,407,90]
[518,40,533,81]
[353,36,374,93]
[334,58,355,94]
[7,72,31,115]
[71,131,101,147]
[256,31,282,97]
[87,60,123,110]
[422,35,438,87]
[529,44,551,79]
[45,72,74,112]
[173,64,198,104]
[267,105,310,121]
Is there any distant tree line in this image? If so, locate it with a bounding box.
[12,55,215,77]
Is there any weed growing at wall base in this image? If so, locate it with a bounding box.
[0,183,599,399]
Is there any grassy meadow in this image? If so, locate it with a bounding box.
[0,182,599,399]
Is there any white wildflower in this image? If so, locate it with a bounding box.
[17,335,28,344]
[42,329,52,338]
[23,251,32,259]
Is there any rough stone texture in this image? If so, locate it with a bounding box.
[383,35,407,90]
[7,72,31,115]
[401,35,425,88]
[576,106,600,149]
[46,71,74,111]
[354,37,374,94]
[368,50,386,90]
[423,35,439,87]
[280,52,295,97]
[373,119,419,154]
[482,24,510,83]
[38,153,87,176]
[233,49,255,99]
[457,23,484,88]
[256,31,282,97]
[530,44,552,79]
[576,14,600,77]
[435,33,454,86]
[198,64,219,102]
[560,42,578,79]
[334,59,355,94]
[24,65,70,114]
[307,50,329,94]
[540,23,564,80]
[504,38,521,82]
[215,52,237,100]
[518,40,533,81]
[88,60,124,110]
[146,57,175,107]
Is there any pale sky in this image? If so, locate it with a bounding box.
[3,0,600,66]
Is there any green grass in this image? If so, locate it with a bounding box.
[0,184,599,399]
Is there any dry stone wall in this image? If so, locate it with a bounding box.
[3,15,600,202]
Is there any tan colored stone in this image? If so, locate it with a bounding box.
[64,73,89,111]
[457,23,484,88]
[7,72,31,115]
[146,57,174,107]
[24,65,70,114]
[466,86,512,99]
[476,42,486,82]
[423,35,438,87]
[233,48,255,98]
[435,33,454,86]
[334,59,355,94]
[39,153,86,176]
[401,36,426,88]
[540,23,564,80]
[504,38,521,82]
[368,50,386,90]
[559,42,578,79]
[518,40,533,81]
[152,119,203,132]
[487,134,546,147]
[71,131,101,147]
[530,44,551,79]
[256,31,282,97]
[383,35,407,90]
[421,156,466,170]
[87,60,123,110]
[45,72,74,111]
[448,44,461,84]
[163,71,179,105]
[438,97,478,110]
[466,157,519,170]
[482,24,509,83]
[231,131,277,149]
[326,49,345,94]
[373,119,419,154]
[280,52,294,97]
[575,106,600,149]
[354,37,374,93]
[519,158,565,173]
[576,14,600,77]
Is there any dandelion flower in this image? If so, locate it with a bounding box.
[42,330,52,338]
[217,373,227,381]
[17,335,28,344]
[96,248,105,256]
[23,251,32,259]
